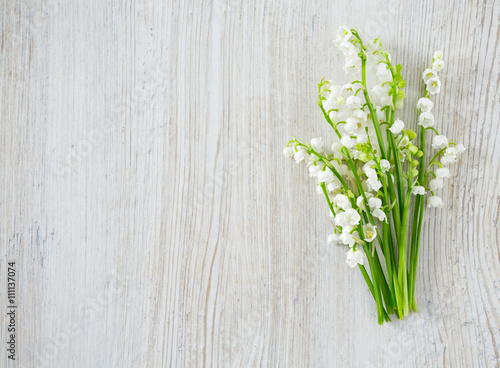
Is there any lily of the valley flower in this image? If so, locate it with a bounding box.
[422,68,438,83]
[309,162,324,177]
[339,229,357,247]
[380,159,391,172]
[389,119,405,134]
[335,208,361,228]
[310,137,324,151]
[428,178,444,191]
[377,63,393,82]
[363,224,377,242]
[417,97,434,112]
[418,111,435,128]
[432,135,449,149]
[432,59,444,71]
[317,168,335,183]
[293,146,308,163]
[368,197,382,210]
[435,168,450,179]
[344,118,358,134]
[345,247,366,268]
[327,180,342,192]
[426,77,441,95]
[340,135,355,149]
[411,186,426,195]
[335,26,352,44]
[427,195,444,208]
[372,208,387,222]
[356,196,366,210]
[334,194,352,210]
[433,50,443,60]
[441,147,458,165]
[283,146,295,157]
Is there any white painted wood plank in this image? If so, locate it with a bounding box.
[0,0,498,367]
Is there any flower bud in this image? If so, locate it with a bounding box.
[405,129,417,140]
[408,145,418,154]
[358,153,369,162]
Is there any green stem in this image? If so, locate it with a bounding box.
[358,265,391,322]
[360,67,387,158]
[320,183,335,215]
[398,191,411,316]
[382,220,397,311]
[357,224,388,325]
[319,103,342,140]
[387,130,406,216]
[321,176,390,321]
[408,126,426,311]
[345,155,393,320]
[372,248,394,315]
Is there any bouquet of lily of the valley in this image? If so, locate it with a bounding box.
[283,27,465,324]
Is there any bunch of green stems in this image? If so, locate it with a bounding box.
[300,31,433,324]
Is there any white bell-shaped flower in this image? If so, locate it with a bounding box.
[340,135,355,149]
[389,119,405,134]
[345,247,366,268]
[327,180,342,192]
[363,224,377,242]
[411,186,426,195]
[432,59,444,71]
[283,146,295,157]
[417,97,434,112]
[317,168,335,183]
[418,111,435,128]
[427,196,444,208]
[428,178,444,191]
[344,118,358,134]
[432,135,449,149]
[380,159,391,172]
[376,63,392,82]
[372,208,387,222]
[426,77,441,95]
[422,68,438,83]
[333,194,351,210]
[310,137,324,152]
[294,147,308,163]
[441,147,458,165]
[368,197,382,210]
[308,162,324,178]
[346,95,362,109]
[433,50,443,60]
[335,26,352,44]
[435,168,450,179]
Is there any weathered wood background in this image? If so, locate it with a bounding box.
[1,0,499,367]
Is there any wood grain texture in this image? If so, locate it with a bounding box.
[0,0,498,367]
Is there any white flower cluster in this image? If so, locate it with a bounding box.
[284,134,390,267]
[284,135,391,268]
[421,51,444,95]
[415,52,466,208]
[284,27,465,271]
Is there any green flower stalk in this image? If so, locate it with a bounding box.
[283,27,465,324]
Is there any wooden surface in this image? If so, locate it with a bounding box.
[1,0,499,367]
